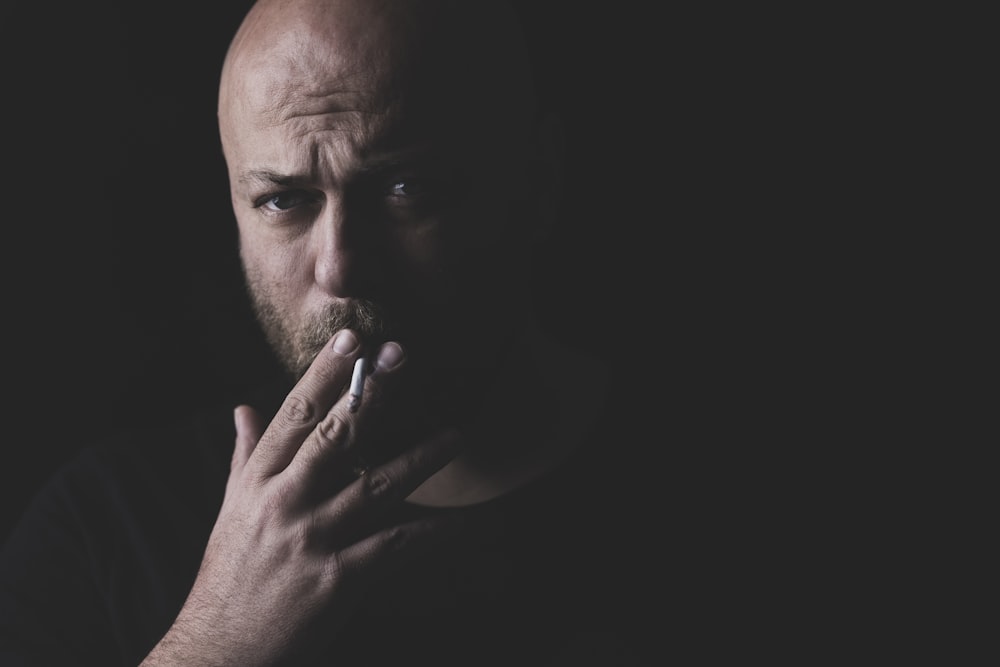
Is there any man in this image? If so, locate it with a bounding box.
[1,0,658,664]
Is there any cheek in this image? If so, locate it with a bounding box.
[445,219,535,284]
[240,239,313,315]
[410,216,533,298]
[240,224,309,279]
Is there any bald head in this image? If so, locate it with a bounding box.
[218,0,539,156]
[214,0,565,383]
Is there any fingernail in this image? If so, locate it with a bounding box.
[332,329,358,355]
[375,342,405,371]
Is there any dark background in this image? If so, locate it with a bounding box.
[0,4,965,658]
[1,1,682,544]
[0,2,835,584]
[2,0,262,541]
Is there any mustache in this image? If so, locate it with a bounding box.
[295,299,396,368]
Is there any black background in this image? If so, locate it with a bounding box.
[0,1,832,575]
[2,1,263,540]
[1,1,684,543]
[0,3,969,659]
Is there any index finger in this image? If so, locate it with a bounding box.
[247,329,363,478]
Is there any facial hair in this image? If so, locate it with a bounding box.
[241,261,456,465]
[242,266,396,379]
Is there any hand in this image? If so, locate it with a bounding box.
[141,329,465,666]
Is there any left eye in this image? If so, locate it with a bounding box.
[388,180,426,198]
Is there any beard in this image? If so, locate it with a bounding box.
[243,269,397,380]
[240,255,530,466]
[241,263,465,465]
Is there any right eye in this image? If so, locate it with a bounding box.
[254,190,314,212]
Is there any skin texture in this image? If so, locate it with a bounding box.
[221,0,549,381]
[141,1,606,663]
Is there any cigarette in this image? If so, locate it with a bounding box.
[347,357,367,413]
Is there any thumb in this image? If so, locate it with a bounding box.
[232,404,266,473]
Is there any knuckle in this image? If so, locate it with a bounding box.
[281,392,318,427]
[382,523,411,551]
[314,412,350,454]
[380,521,426,558]
[357,468,391,500]
[322,552,349,594]
[297,512,325,552]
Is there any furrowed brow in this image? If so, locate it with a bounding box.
[237,148,442,190]
[239,169,306,188]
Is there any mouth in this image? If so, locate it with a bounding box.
[293,299,397,372]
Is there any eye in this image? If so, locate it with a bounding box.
[254,190,315,212]
[383,176,452,213]
[388,179,428,199]
[378,176,446,221]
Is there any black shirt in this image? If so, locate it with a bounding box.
[0,371,661,666]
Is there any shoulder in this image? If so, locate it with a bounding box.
[3,401,236,556]
[0,401,239,665]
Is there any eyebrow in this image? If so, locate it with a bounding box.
[237,151,448,190]
[238,169,305,188]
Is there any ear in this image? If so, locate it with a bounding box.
[529,110,566,244]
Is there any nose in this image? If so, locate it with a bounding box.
[312,199,376,298]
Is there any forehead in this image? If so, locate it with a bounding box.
[225,11,406,137]
[224,59,490,186]
[218,0,536,160]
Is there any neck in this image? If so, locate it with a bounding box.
[405,323,610,508]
